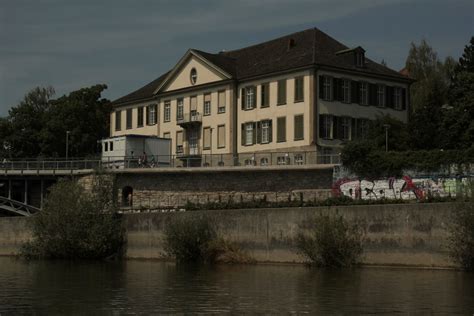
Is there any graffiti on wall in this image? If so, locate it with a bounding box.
[332,176,467,200]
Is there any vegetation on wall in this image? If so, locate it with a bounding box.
[296,213,363,267]
[448,181,474,271]
[163,214,253,264]
[21,176,123,260]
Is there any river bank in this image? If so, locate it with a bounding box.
[0,202,458,268]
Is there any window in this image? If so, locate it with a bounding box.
[163,132,170,139]
[190,68,197,85]
[342,79,351,103]
[115,111,122,131]
[147,104,157,125]
[245,123,254,145]
[109,141,113,151]
[204,93,211,116]
[203,127,211,150]
[295,154,304,165]
[104,142,108,152]
[356,52,365,67]
[294,115,304,140]
[218,90,226,113]
[393,87,402,110]
[177,98,184,120]
[357,119,370,139]
[164,101,171,122]
[126,108,132,129]
[319,114,333,139]
[260,157,269,166]
[277,79,287,105]
[190,96,197,116]
[323,76,332,101]
[359,82,368,105]
[261,83,269,107]
[245,86,256,110]
[294,76,304,102]
[377,85,385,107]
[261,120,270,143]
[277,156,289,165]
[341,117,351,140]
[176,131,183,153]
[277,117,286,142]
[137,107,144,127]
[217,125,225,148]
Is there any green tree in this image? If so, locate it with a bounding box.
[40,84,111,157]
[405,39,453,112]
[440,37,474,149]
[3,87,55,158]
[366,115,411,151]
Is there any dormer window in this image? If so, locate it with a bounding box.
[356,52,365,67]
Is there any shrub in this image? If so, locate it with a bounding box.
[21,176,124,260]
[448,181,474,271]
[296,214,363,267]
[163,214,252,263]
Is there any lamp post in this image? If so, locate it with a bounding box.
[383,124,390,152]
[66,131,70,160]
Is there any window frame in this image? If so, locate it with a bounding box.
[126,108,133,130]
[218,90,226,113]
[260,83,270,108]
[204,93,211,116]
[323,76,332,101]
[294,114,304,141]
[164,101,171,122]
[277,79,287,105]
[147,104,157,125]
[294,76,304,102]
[245,123,254,145]
[393,87,402,110]
[341,116,351,140]
[377,84,385,107]
[217,124,225,148]
[137,107,144,127]
[203,126,211,150]
[342,79,351,103]
[261,120,270,144]
[245,86,255,110]
[115,110,122,131]
[176,98,184,120]
[320,114,333,139]
[359,82,369,105]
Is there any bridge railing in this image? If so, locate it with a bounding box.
[0,151,341,171]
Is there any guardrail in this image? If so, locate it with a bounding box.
[0,151,341,171]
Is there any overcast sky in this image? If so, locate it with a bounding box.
[1,0,473,116]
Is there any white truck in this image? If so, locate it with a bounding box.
[100,135,171,169]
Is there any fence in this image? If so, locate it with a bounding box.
[0,151,341,171]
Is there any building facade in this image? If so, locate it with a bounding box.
[110,28,412,165]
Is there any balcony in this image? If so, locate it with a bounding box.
[177,112,202,128]
[176,144,201,157]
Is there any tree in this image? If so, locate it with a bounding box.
[366,115,411,151]
[40,84,111,157]
[440,37,474,149]
[405,39,453,112]
[3,87,55,158]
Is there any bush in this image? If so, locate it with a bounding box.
[448,181,474,270]
[21,176,124,260]
[163,214,252,263]
[296,214,363,267]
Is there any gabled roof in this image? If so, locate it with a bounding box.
[112,71,169,106]
[112,27,410,106]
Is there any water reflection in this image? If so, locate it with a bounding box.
[0,257,473,314]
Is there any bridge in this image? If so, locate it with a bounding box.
[0,152,341,216]
[0,196,41,217]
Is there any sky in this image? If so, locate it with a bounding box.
[1,0,473,116]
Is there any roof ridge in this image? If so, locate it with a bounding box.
[222,27,319,55]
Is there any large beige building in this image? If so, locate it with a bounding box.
[110,28,412,166]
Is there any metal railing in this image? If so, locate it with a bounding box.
[177,112,202,126]
[0,151,341,171]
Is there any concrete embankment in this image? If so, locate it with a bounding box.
[0,203,457,268]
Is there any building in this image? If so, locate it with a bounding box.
[110,28,412,166]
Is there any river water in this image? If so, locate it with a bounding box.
[0,257,473,314]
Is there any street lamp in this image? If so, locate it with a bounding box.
[66,131,70,160]
[383,124,390,152]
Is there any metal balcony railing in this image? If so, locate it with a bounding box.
[177,112,202,127]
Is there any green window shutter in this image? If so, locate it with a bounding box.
[252,122,257,144]
[294,115,304,140]
[369,84,377,106]
[351,118,357,140]
[277,117,286,142]
[402,88,407,110]
[241,88,246,110]
[268,120,273,143]
[252,86,257,109]
[333,116,340,139]
[332,78,338,101]
[351,81,359,104]
[241,123,245,146]
[319,76,324,99]
[256,121,262,144]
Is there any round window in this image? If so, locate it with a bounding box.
[190,68,197,85]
